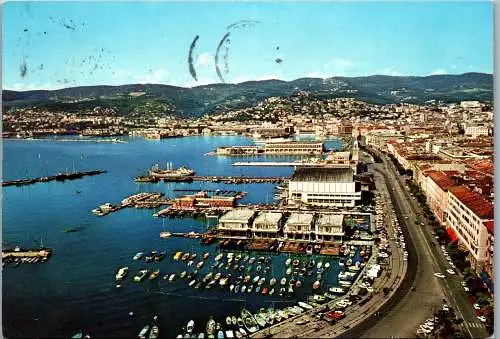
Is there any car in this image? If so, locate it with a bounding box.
[477,316,487,323]
[418,326,432,334]
[446,269,456,275]
[463,286,470,292]
[434,273,446,279]
[442,304,450,311]
[449,262,456,269]
[473,303,481,310]
[460,281,467,287]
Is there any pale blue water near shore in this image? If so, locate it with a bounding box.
[3,136,344,338]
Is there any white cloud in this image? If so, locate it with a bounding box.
[430,69,447,75]
[8,83,62,91]
[132,69,169,84]
[375,68,403,76]
[195,52,214,68]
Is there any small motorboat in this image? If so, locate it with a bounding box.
[285,258,292,266]
[269,278,277,286]
[133,252,144,260]
[312,280,320,289]
[189,280,196,287]
[280,278,287,285]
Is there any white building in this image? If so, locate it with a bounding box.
[445,186,494,272]
[315,214,344,242]
[464,125,489,139]
[288,168,361,207]
[217,208,256,239]
[251,212,283,239]
[284,213,314,241]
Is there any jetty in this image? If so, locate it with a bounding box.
[2,247,52,264]
[2,170,106,187]
[232,161,347,167]
[135,175,288,184]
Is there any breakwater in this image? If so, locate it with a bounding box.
[2,169,106,187]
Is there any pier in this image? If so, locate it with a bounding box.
[233,161,348,167]
[136,175,288,184]
[2,247,52,265]
[2,169,106,187]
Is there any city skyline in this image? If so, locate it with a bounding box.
[4,1,493,91]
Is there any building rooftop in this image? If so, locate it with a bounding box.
[219,208,255,222]
[427,171,458,191]
[448,186,494,220]
[291,167,354,182]
[316,214,344,227]
[286,213,314,225]
[484,220,494,234]
[253,212,283,225]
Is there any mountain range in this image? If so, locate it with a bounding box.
[3,73,493,117]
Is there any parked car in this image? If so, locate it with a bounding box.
[473,303,481,310]
[477,316,487,323]
[434,273,446,279]
[446,269,456,275]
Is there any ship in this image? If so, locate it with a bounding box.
[149,163,195,179]
[115,267,128,281]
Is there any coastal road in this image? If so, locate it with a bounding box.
[380,152,488,338]
[360,150,487,338]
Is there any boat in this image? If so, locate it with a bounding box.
[187,320,195,333]
[160,232,172,238]
[133,252,144,260]
[241,285,247,293]
[309,294,326,304]
[298,302,313,310]
[215,253,224,262]
[149,269,160,280]
[269,288,275,295]
[238,328,247,337]
[280,278,287,285]
[133,270,148,282]
[329,286,345,294]
[317,262,323,269]
[235,285,240,293]
[253,313,267,328]
[256,265,262,272]
[197,261,204,269]
[206,317,216,336]
[214,273,222,281]
[150,164,195,178]
[149,325,159,339]
[292,259,300,266]
[138,325,150,339]
[169,273,176,281]
[241,309,259,333]
[189,253,198,260]
[252,276,260,284]
[257,277,265,286]
[324,262,330,269]
[287,285,294,294]
[339,280,352,287]
[174,252,183,261]
[269,278,277,286]
[285,258,291,266]
[248,257,256,264]
[180,271,187,279]
[247,285,253,293]
[237,318,244,328]
[225,330,234,339]
[286,267,292,275]
[226,316,233,326]
[220,277,229,286]
[115,267,129,281]
[181,253,190,261]
[255,286,261,293]
[261,287,268,295]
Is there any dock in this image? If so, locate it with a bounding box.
[2,169,106,187]
[135,175,288,184]
[2,247,52,265]
[233,162,348,168]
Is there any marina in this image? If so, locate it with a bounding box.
[2,169,106,187]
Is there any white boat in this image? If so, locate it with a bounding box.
[133,252,143,260]
[269,278,277,286]
[138,325,150,339]
[285,258,291,266]
[225,330,234,338]
[180,271,187,279]
[215,253,224,262]
[257,277,265,286]
[252,276,260,284]
[317,262,323,269]
[187,320,195,333]
[324,262,330,269]
[329,286,345,294]
[160,232,172,238]
[196,261,204,269]
[280,278,287,285]
[339,280,352,287]
[189,280,196,287]
[133,270,148,282]
[312,280,320,289]
[269,288,275,296]
[241,285,247,293]
[219,277,229,286]
[116,267,128,281]
[298,302,313,310]
[169,273,176,281]
[229,284,235,292]
[203,252,210,260]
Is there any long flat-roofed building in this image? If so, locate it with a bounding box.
[315,214,344,242]
[288,167,361,207]
[284,213,314,241]
[264,141,324,155]
[217,208,256,239]
[251,211,283,239]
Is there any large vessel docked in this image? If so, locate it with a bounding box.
[149,163,195,179]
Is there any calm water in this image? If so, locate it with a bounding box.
[3,136,344,338]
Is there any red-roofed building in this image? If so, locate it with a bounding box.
[424,171,459,224]
[446,186,494,273]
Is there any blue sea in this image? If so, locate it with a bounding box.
[2,136,345,338]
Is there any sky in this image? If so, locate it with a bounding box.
[3,1,493,90]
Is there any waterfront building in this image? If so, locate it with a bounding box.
[315,214,344,242]
[284,213,314,241]
[217,208,256,239]
[216,146,261,156]
[251,211,283,239]
[172,192,235,209]
[263,141,324,155]
[288,167,361,207]
[445,186,494,273]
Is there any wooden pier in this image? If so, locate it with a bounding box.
[2,169,106,187]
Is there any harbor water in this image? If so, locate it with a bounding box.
[2,136,344,338]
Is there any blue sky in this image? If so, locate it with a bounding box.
[3,1,493,90]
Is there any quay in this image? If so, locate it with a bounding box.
[2,169,106,187]
[233,161,348,168]
[136,175,288,184]
[2,247,52,265]
[92,192,171,216]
